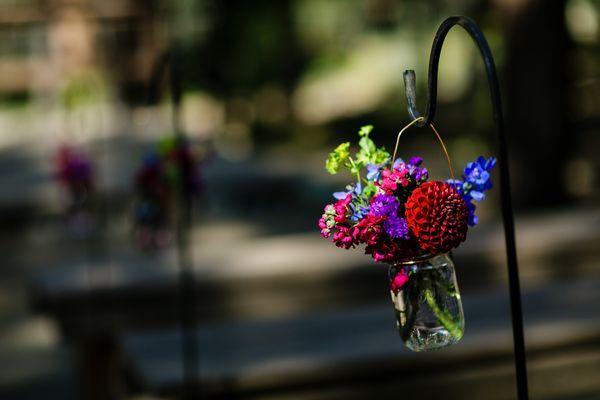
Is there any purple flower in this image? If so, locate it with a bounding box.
[408,156,423,166]
[394,157,428,182]
[409,165,428,182]
[370,194,410,239]
[68,157,93,183]
[370,194,398,217]
[57,147,93,185]
[384,215,410,239]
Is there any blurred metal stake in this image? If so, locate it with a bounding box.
[149,49,200,399]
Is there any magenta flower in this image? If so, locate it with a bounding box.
[377,168,409,194]
[332,225,359,249]
[318,216,329,238]
[391,269,409,293]
[318,203,337,238]
[333,194,353,223]
[355,214,384,246]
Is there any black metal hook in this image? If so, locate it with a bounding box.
[403,16,529,400]
[403,16,503,129]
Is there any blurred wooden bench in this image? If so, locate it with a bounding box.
[28,208,600,398]
[122,278,600,399]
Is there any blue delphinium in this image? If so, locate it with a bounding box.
[366,163,384,181]
[333,183,371,221]
[447,156,497,226]
[333,182,362,200]
[349,204,370,221]
[463,156,496,200]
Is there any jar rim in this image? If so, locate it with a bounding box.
[391,252,448,266]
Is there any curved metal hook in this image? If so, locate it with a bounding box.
[403,16,503,130]
[403,16,529,400]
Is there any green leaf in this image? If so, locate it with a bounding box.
[362,182,378,198]
[325,142,350,174]
[324,124,390,179]
[372,147,390,165]
[358,136,376,153]
[355,125,379,168]
[358,125,373,137]
[354,149,369,165]
[349,163,361,176]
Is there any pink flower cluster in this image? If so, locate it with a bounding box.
[364,235,420,263]
[319,158,430,263]
[319,195,351,247]
[320,193,413,262]
[334,194,352,222]
[377,168,409,194]
[319,160,428,263]
[320,194,388,250]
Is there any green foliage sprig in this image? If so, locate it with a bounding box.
[325,125,390,184]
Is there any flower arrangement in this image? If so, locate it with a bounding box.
[133,136,202,250]
[318,125,496,264]
[55,145,96,234]
[56,145,94,199]
[318,124,497,350]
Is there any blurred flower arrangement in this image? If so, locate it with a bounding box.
[318,125,496,350]
[54,145,96,234]
[133,136,202,251]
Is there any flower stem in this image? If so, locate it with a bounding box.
[400,287,420,342]
[424,289,462,338]
[348,157,361,183]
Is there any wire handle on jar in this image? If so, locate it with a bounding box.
[391,117,455,181]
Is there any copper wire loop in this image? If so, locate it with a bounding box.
[391,117,456,181]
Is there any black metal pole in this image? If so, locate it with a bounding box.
[149,49,200,399]
[402,16,529,399]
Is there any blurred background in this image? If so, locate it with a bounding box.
[0,0,599,399]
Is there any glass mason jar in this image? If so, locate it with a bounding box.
[389,253,464,351]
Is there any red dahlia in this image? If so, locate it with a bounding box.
[404,181,468,254]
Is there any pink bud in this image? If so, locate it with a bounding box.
[391,270,409,293]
